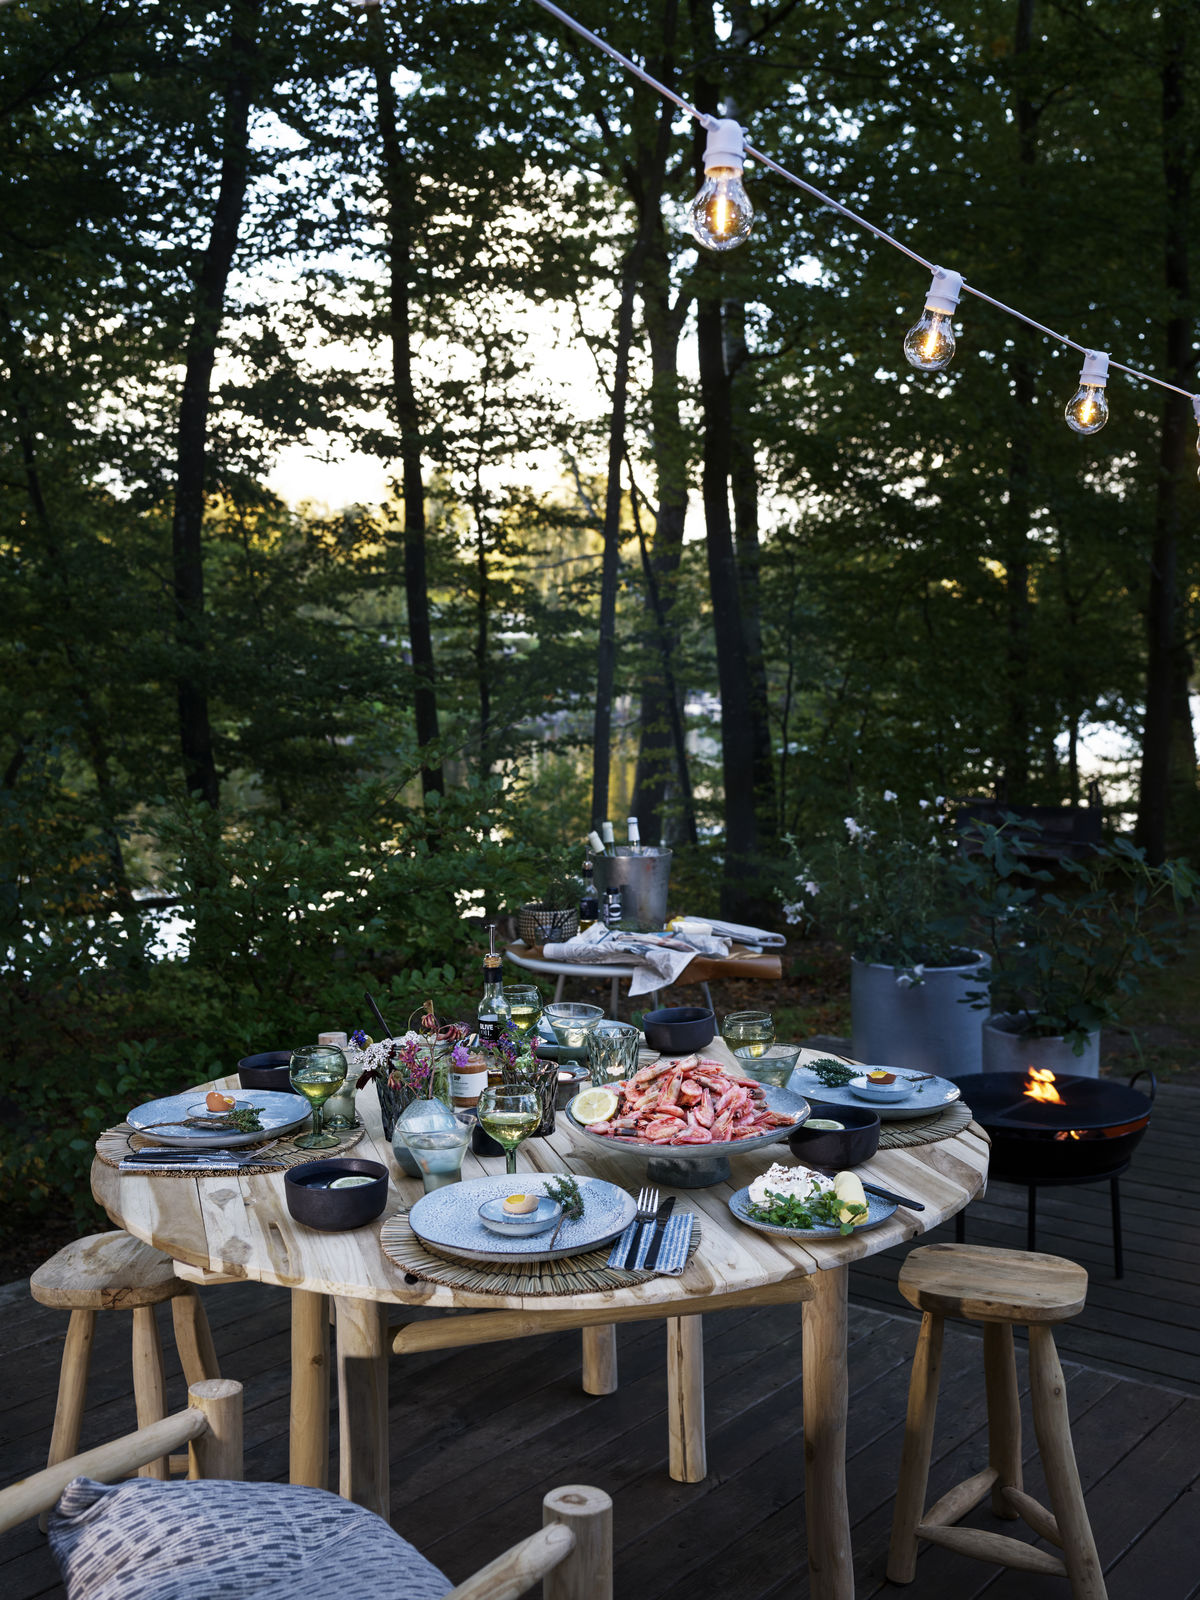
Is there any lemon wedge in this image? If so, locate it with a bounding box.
[571,1087,619,1124]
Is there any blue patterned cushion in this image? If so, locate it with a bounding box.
[49,1478,453,1600]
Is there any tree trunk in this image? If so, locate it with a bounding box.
[170,0,260,808]
[365,2,444,797]
[1137,0,1197,861]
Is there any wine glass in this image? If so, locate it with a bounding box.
[477,1087,540,1176]
[289,1045,347,1150]
[721,1009,775,1060]
[502,984,542,1044]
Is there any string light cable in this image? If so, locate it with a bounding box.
[528,0,1200,450]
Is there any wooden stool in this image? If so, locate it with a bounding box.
[887,1242,1105,1599]
[31,1231,220,1520]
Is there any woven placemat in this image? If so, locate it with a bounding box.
[877,1099,974,1148]
[96,1121,365,1175]
[380,1209,701,1296]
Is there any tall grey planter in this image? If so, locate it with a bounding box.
[850,952,990,1078]
[982,1012,1100,1078]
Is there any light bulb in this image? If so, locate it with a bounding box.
[1064,350,1110,435]
[903,268,963,373]
[689,119,753,251]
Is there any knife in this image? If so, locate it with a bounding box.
[643,1197,677,1270]
[860,1181,925,1212]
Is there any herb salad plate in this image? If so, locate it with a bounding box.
[786,1062,961,1122]
[407,1175,636,1264]
[126,1089,311,1148]
[728,1186,898,1240]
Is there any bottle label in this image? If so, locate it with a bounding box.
[479,1014,501,1044]
[450,1068,488,1103]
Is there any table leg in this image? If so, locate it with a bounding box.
[581,1324,618,1395]
[666,1315,706,1482]
[802,1265,853,1600]
[290,1289,329,1489]
[334,1296,389,1518]
[554,975,566,1002]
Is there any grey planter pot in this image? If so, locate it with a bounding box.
[850,951,991,1078]
[982,1012,1100,1078]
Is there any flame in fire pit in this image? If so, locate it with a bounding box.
[1024,1066,1065,1105]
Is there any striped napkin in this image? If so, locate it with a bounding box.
[607,1210,694,1275]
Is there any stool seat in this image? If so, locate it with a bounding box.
[31,1231,191,1311]
[898,1242,1088,1325]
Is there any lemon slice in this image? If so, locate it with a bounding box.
[571,1087,619,1124]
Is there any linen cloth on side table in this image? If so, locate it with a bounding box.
[543,922,731,997]
[49,1478,452,1600]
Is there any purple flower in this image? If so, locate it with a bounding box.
[451,1043,469,1069]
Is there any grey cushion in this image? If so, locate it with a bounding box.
[50,1478,453,1600]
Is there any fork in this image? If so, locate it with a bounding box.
[622,1184,659,1270]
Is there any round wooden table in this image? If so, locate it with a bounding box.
[92,1045,988,1600]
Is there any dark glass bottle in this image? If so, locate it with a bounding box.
[579,856,599,930]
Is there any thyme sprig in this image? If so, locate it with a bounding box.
[544,1173,585,1248]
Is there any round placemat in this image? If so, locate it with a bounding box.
[380,1209,701,1296]
[877,1099,974,1148]
[95,1121,365,1174]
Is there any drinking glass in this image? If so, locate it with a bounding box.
[289,1045,348,1150]
[477,1087,540,1175]
[586,1021,641,1086]
[721,1009,775,1060]
[503,984,542,1044]
[733,1042,801,1088]
[405,1113,474,1193]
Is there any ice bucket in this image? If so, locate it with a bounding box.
[593,847,673,930]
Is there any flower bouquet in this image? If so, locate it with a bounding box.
[352,1001,469,1139]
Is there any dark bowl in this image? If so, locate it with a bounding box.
[237,1051,295,1092]
[284,1159,389,1231]
[787,1100,880,1169]
[642,1006,716,1054]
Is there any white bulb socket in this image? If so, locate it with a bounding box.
[702,118,746,175]
[1077,349,1110,387]
[923,268,963,316]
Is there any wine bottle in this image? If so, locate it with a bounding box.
[476,924,511,1048]
[587,828,605,857]
[627,816,643,854]
[602,882,623,928]
[601,820,615,853]
[579,856,599,930]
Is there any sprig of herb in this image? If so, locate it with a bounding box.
[184,1106,264,1133]
[806,1058,860,1088]
[748,1186,867,1236]
[544,1173,584,1248]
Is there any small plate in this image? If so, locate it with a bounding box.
[409,1175,636,1262]
[728,1185,897,1239]
[478,1196,563,1238]
[127,1089,311,1148]
[848,1074,915,1102]
[786,1062,962,1121]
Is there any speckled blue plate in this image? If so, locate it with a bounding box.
[728,1185,897,1240]
[127,1089,311,1148]
[409,1175,636,1263]
[478,1195,563,1238]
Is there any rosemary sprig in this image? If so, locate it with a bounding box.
[544,1173,584,1249]
[806,1057,860,1089]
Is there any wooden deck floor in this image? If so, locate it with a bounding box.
[2,1084,1197,1598]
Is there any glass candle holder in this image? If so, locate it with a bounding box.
[733,1042,801,1088]
[586,1021,642,1086]
[543,1002,604,1050]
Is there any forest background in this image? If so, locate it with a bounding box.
[2,0,1199,1237]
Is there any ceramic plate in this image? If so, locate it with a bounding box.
[478,1195,563,1238]
[408,1175,636,1263]
[566,1081,809,1163]
[127,1089,311,1148]
[728,1185,898,1239]
[786,1063,961,1121]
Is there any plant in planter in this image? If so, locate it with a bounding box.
[957,818,1199,1075]
[517,877,581,946]
[783,791,990,1075]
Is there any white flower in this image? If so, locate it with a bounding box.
[935,795,945,807]
[803,879,820,897]
[782,901,806,924]
[883,790,897,802]
[918,798,930,809]
[845,817,863,840]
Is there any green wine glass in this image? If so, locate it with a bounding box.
[477,1087,540,1175]
[502,984,543,1044]
[721,1009,775,1060]
[289,1045,347,1150]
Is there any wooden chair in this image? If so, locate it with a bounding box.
[1,1377,612,1600]
[30,1230,221,1509]
[887,1242,1105,1599]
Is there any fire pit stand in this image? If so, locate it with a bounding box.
[949,1069,1155,1279]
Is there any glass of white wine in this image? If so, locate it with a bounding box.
[289,1045,347,1150]
[476,1087,540,1175]
[502,984,542,1044]
[721,1009,775,1060]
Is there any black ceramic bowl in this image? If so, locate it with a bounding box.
[642,1006,716,1054]
[787,1100,880,1169]
[237,1051,295,1092]
[285,1159,389,1231]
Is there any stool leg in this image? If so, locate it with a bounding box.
[581,1324,618,1395]
[666,1315,706,1483]
[39,1308,96,1531]
[171,1288,221,1385]
[983,1322,1022,1517]
[290,1289,330,1489]
[131,1305,170,1479]
[955,1210,966,1244]
[887,1311,944,1584]
[1027,1187,1037,1254]
[1028,1324,1107,1600]
[1110,1178,1123,1280]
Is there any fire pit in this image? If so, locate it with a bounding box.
[950,1068,1155,1278]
